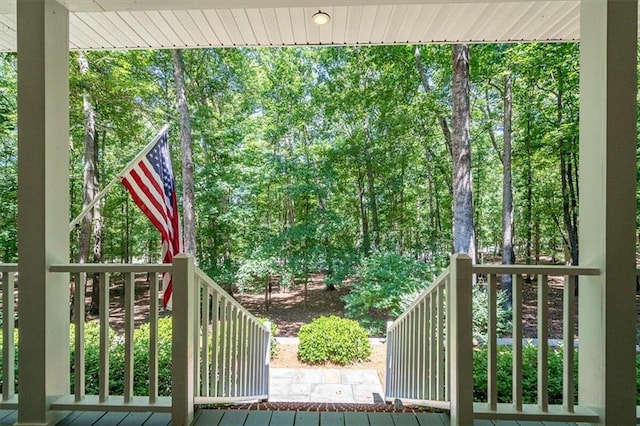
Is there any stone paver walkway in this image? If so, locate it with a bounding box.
[269,368,384,404]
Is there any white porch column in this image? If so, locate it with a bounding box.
[578,1,637,425]
[16,1,70,425]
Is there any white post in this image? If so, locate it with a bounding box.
[172,254,195,426]
[448,254,473,425]
[579,1,637,424]
[16,1,70,425]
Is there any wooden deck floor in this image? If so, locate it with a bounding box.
[0,409,582,425]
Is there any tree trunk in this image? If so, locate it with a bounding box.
[171,49,196,258]
[556,67,579,266]
[78,51,100,319]
[364,129,380,251]
[451,44,476,262]
[501,73,515,295]
[357,169,370,255]
[89,142,103,315]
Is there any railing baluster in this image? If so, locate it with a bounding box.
[385,323,392,398]
[264,321,271,396]
[218,300,227,397]
[211,291,219,397]
[225,302,233,396]
[149,272,159,403]
[193,278,201,398]
[124,272,134,402]
[512,274,523,411]
[400,314,407,397]
[487,273,497,411]
[201,284,210,397]
[563,274,575,413]
[74,272,85,401]
[417,301,423,400]
[429,292,436,400]
[99,272,110,402]
[227,305,238,396]
[2,271,15,401]
[537,274,549,412]
[230,305,238,397]
[438,282,446,401]
[237,312,245,397]
[242,314,249,396]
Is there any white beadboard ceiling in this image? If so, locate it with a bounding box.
[0,0,624,52]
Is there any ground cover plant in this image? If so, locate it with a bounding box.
[297,315,372,365]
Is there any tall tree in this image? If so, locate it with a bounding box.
[501,73,514,279]
[172,49,196,258]
[451,44,476,261]
[77,51,103,315]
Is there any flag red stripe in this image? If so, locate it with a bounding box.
[125,166,169,227]
[121,177,170,241]
[120,130,182,308]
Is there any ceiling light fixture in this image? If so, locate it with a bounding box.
[312,10,331,26]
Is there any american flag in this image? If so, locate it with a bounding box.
[121,130,182,307]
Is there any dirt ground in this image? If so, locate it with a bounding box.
[234,274,569,386]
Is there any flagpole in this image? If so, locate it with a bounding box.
[69,124,170,232]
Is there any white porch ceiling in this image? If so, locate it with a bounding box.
[0,0,621,52]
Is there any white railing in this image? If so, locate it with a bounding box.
[49,262,173,411]
[45,254,269,426]
[472,263,599,423]
[193,267,270,404]
[0,264,18,409]
[385,254,601,425]
[385,265,448,407]
[385,253,474,424]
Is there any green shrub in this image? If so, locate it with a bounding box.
[258,317,279,358]
[472,344,576,404]
[298,315,372,365]
[471,284,512,341]
[71,317,173,396]
[343,251,445,335]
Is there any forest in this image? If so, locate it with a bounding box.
[0,43,584,304]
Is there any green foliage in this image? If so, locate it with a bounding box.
[343,252,446,335]
[297,315,372,365]
[471,285,512,341]
[235,256,278,293]
[71,318,173,396]
[0,327,18,395]
[472,344,575,404]
[258,317,280,358]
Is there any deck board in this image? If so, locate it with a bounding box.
[343,412,369,426]
[142,412,171,426]
[0,410,16,426]
[93,411,128,426]
[218,409,248,426]
[118,412,154,426]
[268,410,296,426]
[415,412,448,426]
[244,410,273,426]
[367,412,393,426]
[67,411,107,425]
[391,412,420,426]
[320,411,345,426]
[49,409,584,425]
[295,411,320,425]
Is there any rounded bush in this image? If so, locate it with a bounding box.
[297,315,372,365]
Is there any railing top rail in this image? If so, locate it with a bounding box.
[0,263,18,272]
[473,264,600,276]
[193,266,266,327]
[49,263,173,273]
[388,266,450,330]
